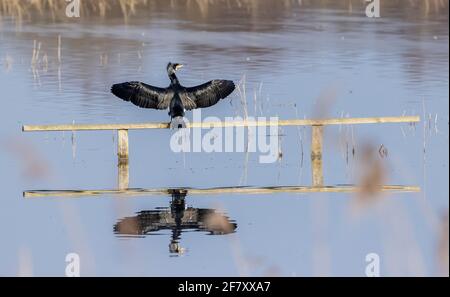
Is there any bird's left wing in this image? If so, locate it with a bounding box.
[111,81,172,109]
[181,80,235,110]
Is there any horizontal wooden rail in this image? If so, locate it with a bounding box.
[22,115,421,191]
[23,185,420,198]
[22,116,420,132]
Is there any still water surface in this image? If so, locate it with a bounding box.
[0,1,448,276]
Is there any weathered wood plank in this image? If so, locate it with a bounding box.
[23,185,420,198]
[117,129,129,163]
[311,125,324,186]
[118,162,129,190]
[22,116,420,132]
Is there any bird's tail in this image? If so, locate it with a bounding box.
[170,116,187,129]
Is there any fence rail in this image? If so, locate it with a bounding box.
[23,185,421,198]
[22,116,420,132]
[22,115,421,193]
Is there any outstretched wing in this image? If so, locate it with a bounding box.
[181,80,235,110]
[111,81,172,109]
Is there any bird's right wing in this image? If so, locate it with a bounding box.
[182,80,235,110]
[111,81,172,109]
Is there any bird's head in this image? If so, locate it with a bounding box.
[167,62,184,74]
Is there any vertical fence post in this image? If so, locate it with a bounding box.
[117,129,129,190]
[311,125,324,187]
[117,129,129,163]
[118,162,129,190]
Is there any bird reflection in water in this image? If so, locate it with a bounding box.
[114,189,237,255]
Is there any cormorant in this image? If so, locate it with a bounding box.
[113,189,237,254]
[111,63,235,128]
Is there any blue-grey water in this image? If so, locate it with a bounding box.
[0,1,448,276]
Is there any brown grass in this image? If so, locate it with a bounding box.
[0,0,447,23]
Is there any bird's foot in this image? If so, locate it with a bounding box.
[170,116,187,129]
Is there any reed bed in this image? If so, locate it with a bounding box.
[0,0,447,23]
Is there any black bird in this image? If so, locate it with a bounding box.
[113,189,237,254]
[111,63,235,128]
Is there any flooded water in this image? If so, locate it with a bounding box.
[0,1,448,276]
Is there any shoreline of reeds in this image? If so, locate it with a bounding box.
[0,0,447,23]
